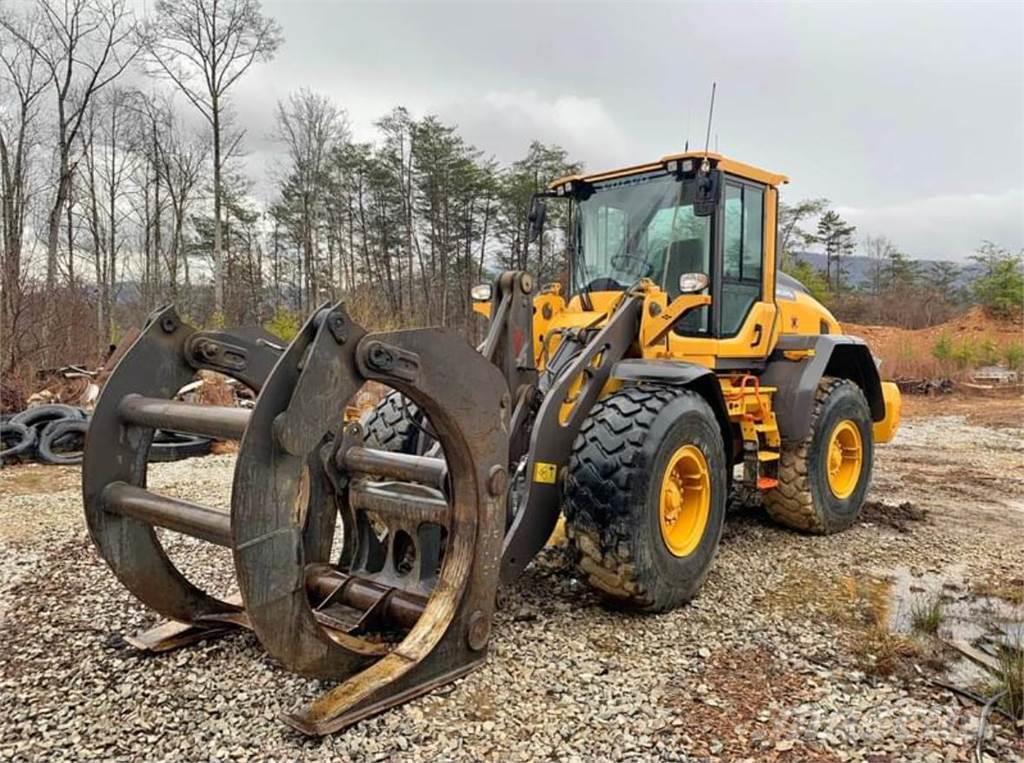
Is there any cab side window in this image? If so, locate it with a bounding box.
[721,182,764,335]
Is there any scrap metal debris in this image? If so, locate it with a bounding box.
[894,377,955,396]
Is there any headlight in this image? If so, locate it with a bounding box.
[470,283,492,301]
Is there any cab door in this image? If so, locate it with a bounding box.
[713,178,778,362]
[661,175,779,367]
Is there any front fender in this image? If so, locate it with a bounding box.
[611,359,733,463]
[761,335,887,443]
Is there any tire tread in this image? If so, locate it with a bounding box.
[763,376,867,534]
[361,392,422,453]
[564,385,713,610]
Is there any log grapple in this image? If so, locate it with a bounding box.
[83,302,508,735]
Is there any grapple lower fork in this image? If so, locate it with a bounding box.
[83,303,509,735]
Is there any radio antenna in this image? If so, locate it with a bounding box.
[684,103,691,152]
[702,82,717,159]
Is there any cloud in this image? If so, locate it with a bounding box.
[443,89,630,169]
[835,188,1023,261]
[231,81,631,187]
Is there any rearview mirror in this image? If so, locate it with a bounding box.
[678,272,710,294]
[528,198,547,242]
[693,169,719,217]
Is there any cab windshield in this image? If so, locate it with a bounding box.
[572,172,711,298]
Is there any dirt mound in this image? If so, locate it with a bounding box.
[845,306,1022,348]
[843,307,1023,380]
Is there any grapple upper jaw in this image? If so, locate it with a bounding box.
[83,302,510,736]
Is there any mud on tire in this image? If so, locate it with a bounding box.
[563,385,727,612]
[764,376,874,534]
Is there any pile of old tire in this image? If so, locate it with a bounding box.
[1,404,87,465]
[1,404,212,465]
[148,430,213,462]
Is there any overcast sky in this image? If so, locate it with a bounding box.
[227,0,1023,262]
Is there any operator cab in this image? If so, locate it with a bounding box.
[547,152,788,341]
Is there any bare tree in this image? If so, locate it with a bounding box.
[0,0,138,296]
[154,106,210,306]
[274,88,347,307]
[0,17,47,366]
[79,87,137,348]
[862,234,896,297]
[143,0,282,318]
[124,92,168,310]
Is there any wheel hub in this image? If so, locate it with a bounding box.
[826,419,863,499]
[659,444,711,557]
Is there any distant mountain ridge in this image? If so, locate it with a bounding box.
[789,251,982,289]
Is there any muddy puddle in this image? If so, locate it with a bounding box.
[882,564,1023,687]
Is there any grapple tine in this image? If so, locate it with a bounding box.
[83,306,242,625]
[82,306,290,643]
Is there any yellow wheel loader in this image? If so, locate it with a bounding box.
[82,151,901,734]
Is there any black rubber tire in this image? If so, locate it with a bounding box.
[564,385,728,612]
[360,391,432,454]
[37,419,90,465]
[1,420,37,462]
[11,404,87,431]
[764,377,875,534]
[148,431,213,462]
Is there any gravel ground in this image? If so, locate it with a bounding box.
[1,409,1022,761]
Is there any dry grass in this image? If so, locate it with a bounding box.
[988,640,1024,723]
[343,290,422,333]
[828,576,929,676]
[909,594,945,635]
[971,577,1024,607]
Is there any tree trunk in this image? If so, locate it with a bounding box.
[152,152,162,311]
[212,100,224,317]
[65,186,75,285]
[46,147,70,292]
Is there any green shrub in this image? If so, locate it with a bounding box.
[264,307,302,341]
[978,337,1001,366]
[971,243,1024,319]
[951,341,977,370]
[787,260,832,305]
[986,637,1024,723]
[1005,342,1024,371]
[931,333,954,365]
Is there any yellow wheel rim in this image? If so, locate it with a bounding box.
[826,419,863,499]
[659,444,711,557]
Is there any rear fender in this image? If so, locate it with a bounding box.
[761,335,885,443]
